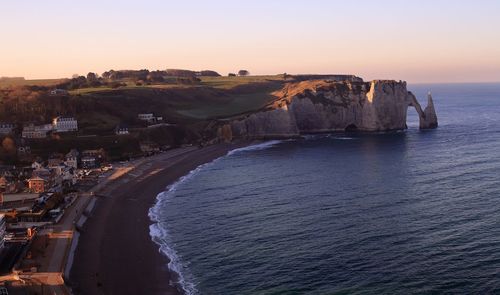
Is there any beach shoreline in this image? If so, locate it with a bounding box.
[69,143,248,295]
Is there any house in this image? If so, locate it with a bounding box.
[81,156,97,169]
[0,123,14,135]
[82,149,106,160]
[22,124,49,139]
[40,124,54,133]
[138,113,163,124]
[31,160,44,170]
[62,167,77,186]
[48,153,65,167]
[81,149,106,169]
[0,214,5,252]
[32,167,51,179]
[52,117,78,132]
[138,113,155,122]
[65,149,79,169]
[51,165,77,186]
[28,176,47,193]
[115,124,129,135]
[50,89,68,96]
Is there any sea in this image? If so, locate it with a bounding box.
[149,83,500,294]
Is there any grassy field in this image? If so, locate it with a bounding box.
[176,76,285,119]
[176,91,277,119]
[68,83,194,95]
[200,75,285,89]
[0,78,67,88]
[66,76,286,121]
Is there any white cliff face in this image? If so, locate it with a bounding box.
[230,106,299,139]
[226,80,437,140]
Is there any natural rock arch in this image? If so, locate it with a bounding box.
[406,92,438,129]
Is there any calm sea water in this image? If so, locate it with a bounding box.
[150,83,500,294]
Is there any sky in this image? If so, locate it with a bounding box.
[1,0,499,83]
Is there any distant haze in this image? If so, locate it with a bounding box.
[1,0,499,83]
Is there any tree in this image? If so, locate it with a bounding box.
[228,73,236,77]
[238,70,250,76]
[146,71,165,83]
[2,137,16,156]
[86,72,98,82]
[199,70,221,77]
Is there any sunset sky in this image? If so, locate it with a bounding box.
[1,0,499,83]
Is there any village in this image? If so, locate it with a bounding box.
[0,110,176,294]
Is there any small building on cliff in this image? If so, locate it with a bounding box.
[115,124,129,135]
[22,124,50,139]
[0,123,15,135]
[52,117,78,132]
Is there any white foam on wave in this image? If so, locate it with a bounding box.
[148,140,285,295]
[227,140,284,156]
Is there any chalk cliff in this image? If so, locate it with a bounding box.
[219,80,437,141]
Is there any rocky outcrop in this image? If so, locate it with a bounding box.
[220,80,438,140]
[422,92,438,129]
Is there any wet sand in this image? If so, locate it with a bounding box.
[70,143,246,295]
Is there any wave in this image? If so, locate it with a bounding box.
[148,140,285,295]
[227,140,284,156]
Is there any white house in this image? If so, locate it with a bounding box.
[115,124,129,135]
[22,124,49,139]
[0,214,6,252]
[0,123,14,135]
[138,113,155,122]
[138,113,164,124]
[52,117,78,132]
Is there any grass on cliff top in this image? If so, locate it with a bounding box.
[177,91,277,120]
[200,75,285,89]
[0,78,67,89]
[68,83,195,95]
[69,76,285,121]
[68,75,285,95]
[177,76,284,119]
